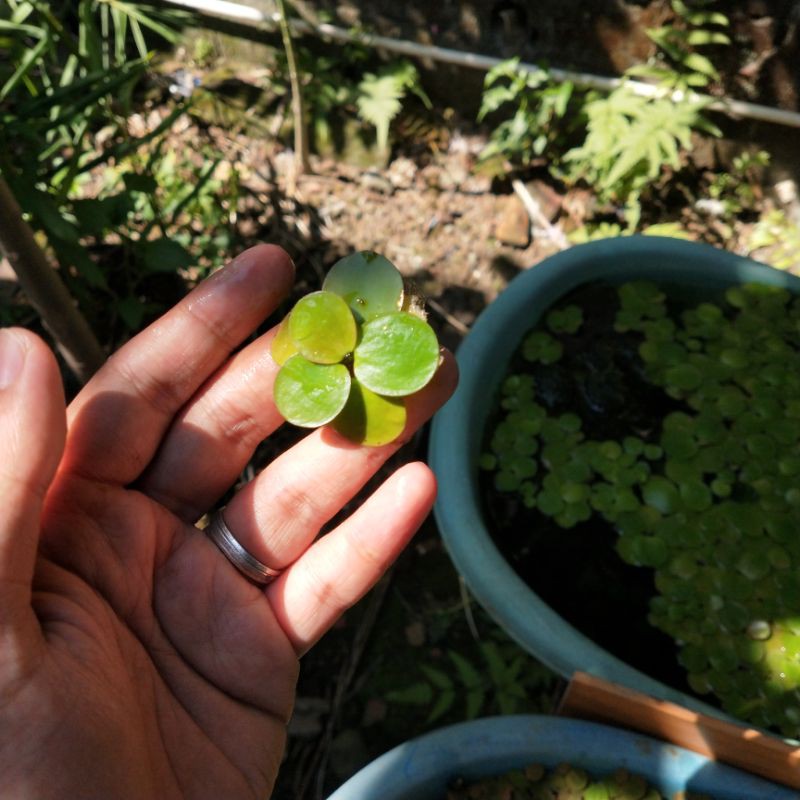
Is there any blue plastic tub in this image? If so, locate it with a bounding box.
[429,236,800,717]
[326,715,797,799]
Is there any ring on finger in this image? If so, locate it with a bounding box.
[205,509,283,585]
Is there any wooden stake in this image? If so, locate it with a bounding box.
[558,671,800,789]
[0,176,105,384]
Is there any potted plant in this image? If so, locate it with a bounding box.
[325,714,795,800]
[428,236,800,744]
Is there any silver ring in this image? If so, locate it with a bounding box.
[205,509,283,586]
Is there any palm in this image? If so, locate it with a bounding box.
[32,480,293,799]
[0,246,456,799]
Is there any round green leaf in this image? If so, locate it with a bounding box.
[665,363,703,391]
[288,291,357,364]
[331,380,407,446]
[323,251,404,322]
[354,312,440,396]
[270,317,298,366]
[661,429,698,461]
[274,355,351,427]
[642,476,679,514]
[546,305,583,334]
[680,480,713,512]
[521,331,562,364]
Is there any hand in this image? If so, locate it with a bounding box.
[0,245,457,799]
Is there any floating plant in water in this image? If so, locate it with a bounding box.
[448,762,714,800]
[272,251,440,446]
[482,278,800,736]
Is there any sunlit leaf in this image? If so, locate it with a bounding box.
[273,355,350,427]
[356,61,427,151]
[288,291,357,364]
[682,52,718,78]
[323,250,404,322]
[354,312,439,396]
[270,317,298,366]
[0,30,48,102]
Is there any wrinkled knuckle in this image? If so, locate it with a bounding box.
[205,394,263,451]
[270,479,323,533]
[110,357,188,417]
[345,526,385,572]
[184,297,242,351]
[307,563,349,615]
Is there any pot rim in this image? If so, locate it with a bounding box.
[326,714,796,799]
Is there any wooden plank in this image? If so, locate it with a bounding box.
[558,671,800,789]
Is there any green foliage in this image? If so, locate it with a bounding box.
[746,209,800,271]
[630,0,731,90]
[126,146,241,271]
[563,0,728,227]
[478,1,729,230]
[562,88,718,229]
[705,150,769,218]
[386,636,551,724]
[272,32,428,157]
[569,221,691,244]
[0,0,189,333]
[450,762,711,800]
[477,57,574,166]
[482,279,800,736]
[60,141,241,331]
[271,251,440,445]
[0,1,184,185]
[356,61,431,153]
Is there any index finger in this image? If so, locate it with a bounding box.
[61,245,294,486]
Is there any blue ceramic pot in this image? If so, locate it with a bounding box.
[429,236,800,716]
[326,715,796,799]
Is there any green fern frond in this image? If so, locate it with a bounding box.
[564,84,708,201]
[601,96,703,189]
[356,61,427,152]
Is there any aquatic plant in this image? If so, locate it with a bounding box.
[482,278,800,736]
[272,251,440,446]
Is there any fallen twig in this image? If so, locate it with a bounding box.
[511,178,570,251]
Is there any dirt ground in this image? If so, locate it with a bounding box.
[199,116,564,353]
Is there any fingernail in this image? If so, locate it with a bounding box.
[0,329,25,390]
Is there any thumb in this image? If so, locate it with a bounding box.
[0,328,66,626]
